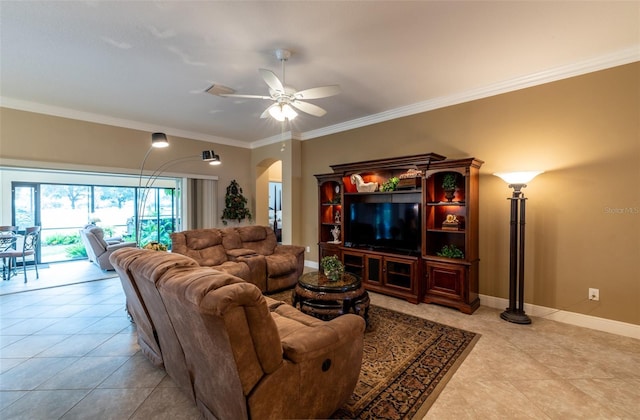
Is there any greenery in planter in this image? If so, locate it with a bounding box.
[436,244,464,259]
[65,242,88,258]
[321,255,345,281]
[380,177,400,192]
[143,242,168,251]
[442,173,458,191]
[221,180,252,225]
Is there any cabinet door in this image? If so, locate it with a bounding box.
[365,254,383,285]
[425,261,465,301]
[384,257,414,291]
[343,251,364,279]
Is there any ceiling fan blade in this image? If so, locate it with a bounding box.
[260,104,274,119]
[219,93,272,100]
[206,84,235,96]
[294,85,341,100]
[259,68,284,93]
[290,100,327,117]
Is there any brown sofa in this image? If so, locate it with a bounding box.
[110,248,365,419]
[171,225,304,293]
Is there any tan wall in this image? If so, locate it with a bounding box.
[251,139,303,246]
[0,109,252,228]
[1,63,638,325]
[299,63,640,325]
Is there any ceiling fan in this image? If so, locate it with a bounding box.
[206,49,341,121]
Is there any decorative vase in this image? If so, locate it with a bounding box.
[326,270,341,282]
[444,189,455,202]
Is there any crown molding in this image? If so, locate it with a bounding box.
[296,47,640,142]
[2,48,637,150]
[0,97,247,149]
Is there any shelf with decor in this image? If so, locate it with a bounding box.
[316,153,483,313]
[420,158,483,314]
[315,173,344,261]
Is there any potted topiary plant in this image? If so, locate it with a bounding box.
[321,255,345,281]
[442,173,457,202]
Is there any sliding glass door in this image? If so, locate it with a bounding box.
[10,181,177,263]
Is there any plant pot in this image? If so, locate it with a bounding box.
[444,189,455,202]
[326,270,341,281]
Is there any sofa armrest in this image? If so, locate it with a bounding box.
[274,244,304,256]
[105,236,123,244]
[277,313,365,363]
[106,241,138,251]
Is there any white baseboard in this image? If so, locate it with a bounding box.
[302,261,639,340]
[479,294,640,340]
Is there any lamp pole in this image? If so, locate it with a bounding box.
[494,171,542,325]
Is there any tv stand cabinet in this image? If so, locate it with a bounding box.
[315,154,483,313]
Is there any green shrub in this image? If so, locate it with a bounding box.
[65,243,87,258]
[45,233,81,246]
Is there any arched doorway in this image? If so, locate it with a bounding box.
[255,159,282,242]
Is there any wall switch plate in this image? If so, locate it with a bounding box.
[306,246,311,253]
[589,288,599,301]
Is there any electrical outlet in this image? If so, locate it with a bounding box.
[306,246,311,253]
[589,288,599,301]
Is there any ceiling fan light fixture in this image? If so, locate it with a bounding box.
[269,103,297,121]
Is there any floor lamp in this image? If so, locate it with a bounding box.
[137,132,221,244]
[494,171,543,325]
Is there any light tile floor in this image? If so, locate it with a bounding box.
[1,274,639,419]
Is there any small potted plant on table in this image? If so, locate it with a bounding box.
[321,255,345,281]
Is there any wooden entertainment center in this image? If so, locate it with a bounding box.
[315,153,483,314]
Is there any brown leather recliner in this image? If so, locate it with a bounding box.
[169,228,252,280]
[110,247,164,367]
[110,249,212,402]
[223,225,305,292]
[110,248,365,419]
[171,226,304,293]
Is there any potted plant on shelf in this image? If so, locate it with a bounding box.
[321,255,345,281]
[442,173,458,202]
[380,177,400,192]
[436,244,464,259]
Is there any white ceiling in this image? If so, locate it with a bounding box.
[1,1,638,148]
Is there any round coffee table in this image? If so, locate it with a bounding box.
[292,271,369,323]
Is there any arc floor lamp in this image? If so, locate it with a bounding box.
[136,133,221,244]
[494,171,543,325]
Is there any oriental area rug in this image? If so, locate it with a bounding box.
[269,291,479,420]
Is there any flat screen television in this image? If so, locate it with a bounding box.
[345,202,421,254]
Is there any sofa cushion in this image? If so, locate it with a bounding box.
[175,229,228,266]
[237,226,278,256]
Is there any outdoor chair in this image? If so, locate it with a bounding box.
[0,226,19,280]
[0,226,40,283]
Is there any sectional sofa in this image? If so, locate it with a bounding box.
[110,247,365,419]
